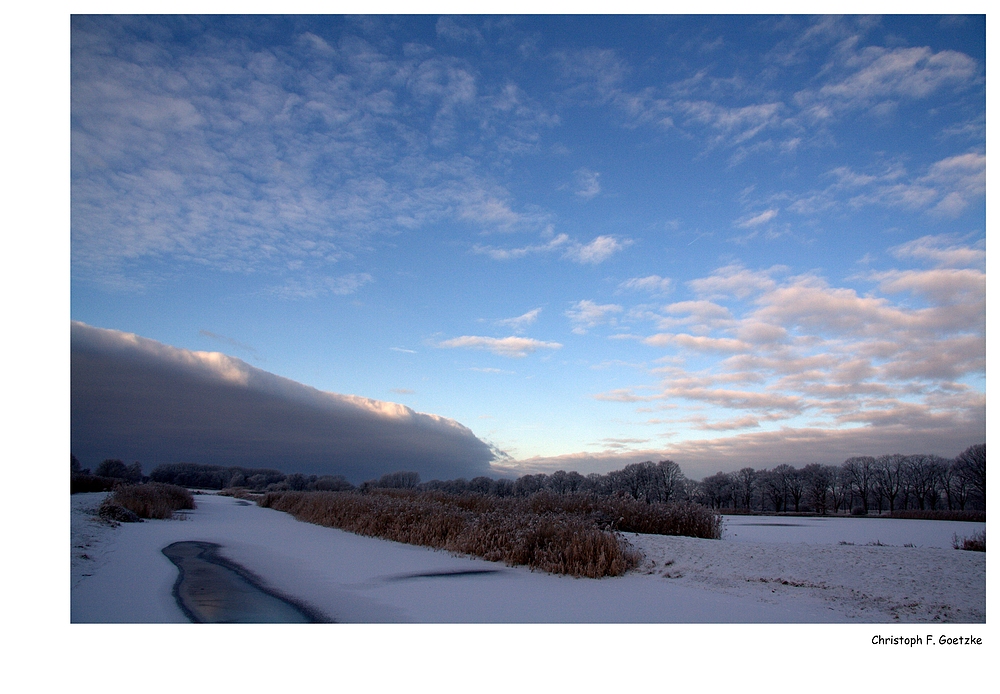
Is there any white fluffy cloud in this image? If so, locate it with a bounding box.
[591,242,984,449]
[563,235,631,264]
[565,300,623,334]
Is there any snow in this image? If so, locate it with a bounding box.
[721,513,985,548]
[71,492,984,624]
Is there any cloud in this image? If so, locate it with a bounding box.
[435,17,483,44]
[71,322,495,482]
[475,232,631,265]
[553,47,629,104]
[801,45,978,114]
[269,273,374,299]
[687,263,780,300]
[618,275,672,295]
[563,235,632,264]
[735,209,778,228]
[658,300,734,332]
[786,154,985,218]
[473,233,569,260]
[643,333,751,353]
[891,234,985,269]
[921,153,986,215]
[675,100,783,146]
[496,308,542,333]
[71,18,556,287]
[437,335,562,358]
[565,300,623,334]
[599,242,984,466]
[573,168,601,199]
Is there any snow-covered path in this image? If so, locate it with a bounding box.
[71,492,984,623]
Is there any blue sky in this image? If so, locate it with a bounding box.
[70,14,986,478]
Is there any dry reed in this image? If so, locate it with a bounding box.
[259,489,720,577]
[107,482,196,519]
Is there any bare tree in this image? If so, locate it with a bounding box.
[95,459,128,479]
[955,443,986,506]
[732,467,758,511]
[828,465,850,514]
[514,473,547,497]
[698,472,733,509]
[468,476,493,494]
[843,456,876,514]
[904,455,945,510]
[546,470,571,494]
[874,454,905,512]
[803,463,830,514]
[786,467,806,512]
[944,459,972,510]
[762,468,788,512]
[654,460,685,503]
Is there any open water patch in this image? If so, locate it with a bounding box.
[162,541,328,623]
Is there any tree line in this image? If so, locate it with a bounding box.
[72,443,985,515]
[695,444,985,514]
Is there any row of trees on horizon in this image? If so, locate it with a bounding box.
[72,443,985,514]
[694,445,985,514]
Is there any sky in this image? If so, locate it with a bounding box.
[70,14,986,479]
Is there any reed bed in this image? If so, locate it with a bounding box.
[259,490,721,577]
[104,482,196,519]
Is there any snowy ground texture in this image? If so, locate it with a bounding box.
[71,492,985,623]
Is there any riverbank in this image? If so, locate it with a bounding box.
[71,491,984,623]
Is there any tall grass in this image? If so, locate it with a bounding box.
[259,490,721,577]
[952,530,985,552]
[106,483,196,519]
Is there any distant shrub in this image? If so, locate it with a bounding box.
[953,530,985,552]
[851,506,867,516]
[314,475,354,492]
[149,463,285,490]
[108,483,195,519]
[360,470,421,491]
[71,474,119,494]
[95,459,128,479]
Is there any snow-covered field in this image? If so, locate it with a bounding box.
[71,492,984,623]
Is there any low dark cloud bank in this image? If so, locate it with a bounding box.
[71,322,496,482]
